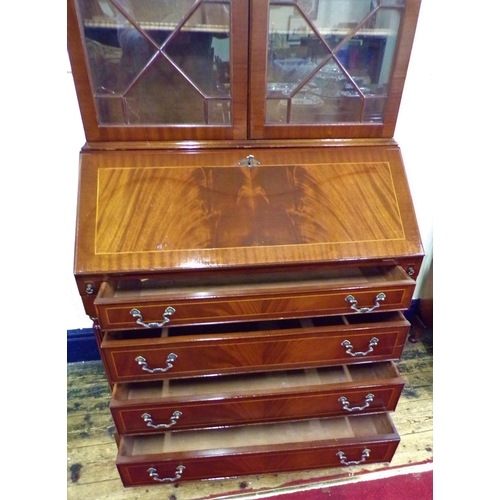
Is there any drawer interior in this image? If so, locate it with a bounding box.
[120,414,396,456]
[105,311,405,342]
[310,311,405,327]
[99,265,411,301]
[113,361,401,401]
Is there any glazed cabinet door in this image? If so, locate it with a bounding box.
[249,0,421,139]
[68,0,421,143]
[67,0,249,142]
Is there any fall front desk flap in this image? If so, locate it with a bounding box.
[74,146,423,275]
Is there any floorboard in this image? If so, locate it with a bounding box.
[67,326,433,500]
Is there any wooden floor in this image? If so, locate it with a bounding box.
[67,326,433,500]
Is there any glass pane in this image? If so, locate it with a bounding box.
[75,0,231,126]
[208,99,231,124]
[266,0,405,125]
[168,1,231,97]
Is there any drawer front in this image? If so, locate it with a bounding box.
[102,315,410,382]
[95,267,415,331]
[116,413,400,486]
[118,442,399,486]
[111,385,404,435]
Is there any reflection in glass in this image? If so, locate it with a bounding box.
[76,0,231,126]
[267,0,404,125]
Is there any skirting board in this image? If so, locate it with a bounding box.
[67,327,99,363]
[67,299,421,363]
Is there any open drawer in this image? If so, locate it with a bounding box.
[116,413,400,486]
[101,312,410,382]
[110,361,404,434]
[95,266,415,331]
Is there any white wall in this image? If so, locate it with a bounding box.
[394,0,435,297]
[64,59,94,330]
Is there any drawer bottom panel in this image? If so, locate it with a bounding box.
[116,413,399,486]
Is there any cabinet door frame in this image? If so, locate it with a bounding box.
[67,0,250,143]
[248,0,421,140]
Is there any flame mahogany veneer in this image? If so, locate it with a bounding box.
[73,147,422,486]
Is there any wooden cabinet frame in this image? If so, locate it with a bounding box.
[68,0,424,488]
[68,0,421,144]
[249,0,421,139]
[67,0,250,142]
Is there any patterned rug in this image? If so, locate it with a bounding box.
[235,462,433,500]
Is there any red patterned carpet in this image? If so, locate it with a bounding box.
[261,464,433,500]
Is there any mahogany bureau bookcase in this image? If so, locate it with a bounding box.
[68,0,424,487]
